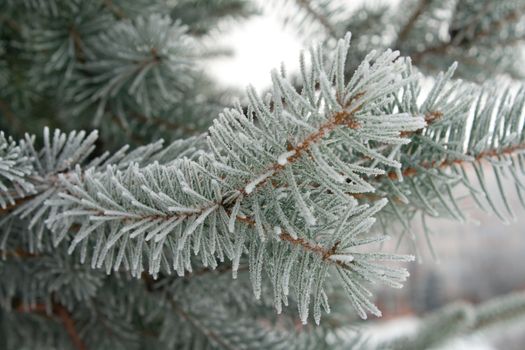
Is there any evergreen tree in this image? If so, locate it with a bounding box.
[1,0,525,349]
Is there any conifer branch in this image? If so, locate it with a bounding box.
[233,212,343,264]
[237,99,363,197]
[382,290,525,349]
[0,14,20,32]
[39,35,422,322]
[294,0,340,38]
[394,0,430,48]
[102,0,127,19]
[386,142,525,181]
[3,1,525,347]
[170,301,237,350]
[38,101,365,263]
[0,98,21,133]
[127,111,203,135]
[0,196,36,215]
[98,98,363,230]
[16,303,86,350]
[411,4,525,64]
[7,29,524,329]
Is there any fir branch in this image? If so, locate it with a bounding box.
[294,0,340,38]
[394,0,430,49]
[128,111,203,135]
[411,3,525,64]
[0,196,36,215]
[43,35,421,322]
[71,14,196,123]
[382,290,525,350]
[16,302,86,350]
[238,99,363,197]
[2,247,39,258]
[0,98,21,134]
[68,25,87,63]
[170,301,237,350]
[102,0,127,19]
[386,142,525,181]
[97,101,365,245]
[233,212,343,264]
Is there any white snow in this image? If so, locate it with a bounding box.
[329,254,355,263]
[244,170,274,194]
[277,150,296,165]
[302,206,317,226]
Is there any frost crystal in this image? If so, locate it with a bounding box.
[244,170,275,194]
[277,150,296,166]
[329,254,354,264]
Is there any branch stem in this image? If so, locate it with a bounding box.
[16,303,86,350]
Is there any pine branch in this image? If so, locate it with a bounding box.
[69,14,197,124]
[0,196,36,215]
[8,30,524,328]
[394,0,430,49]
[361,65,525,241]
[0,127,203,259]
[60,99,364,240]
[386,142,525,181]
[16,302,86,350]
[381,290,525,350]
[102,0,127,19]
[2,247,39,258]
[237,101,363,197]
[19,6,204,137]
[170,301,237,350]
[0,98,23,135]
[43,34,422,322]
[411,3,525,65]
[294,0,340,38]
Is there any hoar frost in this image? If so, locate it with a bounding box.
[277,150,296,165]
[244,170,274,194]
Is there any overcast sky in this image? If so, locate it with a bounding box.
[208,11,303,91]
[207,1,396,91]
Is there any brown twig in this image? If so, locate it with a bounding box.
[170,301,236,350]
[0,14,21,32]
[0,98,24,136]
[0,195,37,215]
[295,0,339,38]
[2,247,39,258]
[68,26,86,63]
[231,211,342,262]
[54,304,87,350]
[386,143,525,181]
[102,0,126,19]
[128,111,202,135]
[411,5,525,64]
[16,303,87,350]
[280,232,340,261]
[394,0,430,49]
